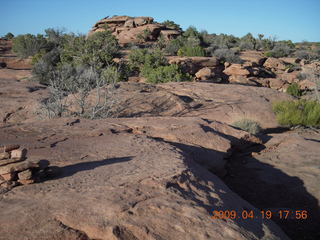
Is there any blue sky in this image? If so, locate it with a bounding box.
[1,0,319,42]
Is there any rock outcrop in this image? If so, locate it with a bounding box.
[88,16,181,44]
[0,118,289,240]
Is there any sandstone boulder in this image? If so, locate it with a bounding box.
[223,64,250,76]
[0,152,10,160]
[298,79,316,90]
[268,78,286,90]
[195,67,215,81]
[263,57,287,72]
[279,57,301,65]
[88,16,177,45]
[0,160,38,175]
[228,75,260,86]
[0,56,32,70]
[239,51,267,66]
[11,148,27,160]
[160,29,181,40]
[279,71,299,83]
[167,56,220,75]
[18,169,32,180]
[117,24,164,44]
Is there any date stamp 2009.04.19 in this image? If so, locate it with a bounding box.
[211,209,308,220]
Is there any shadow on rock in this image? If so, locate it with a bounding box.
[223,146,320,240]
[46,157,134,179]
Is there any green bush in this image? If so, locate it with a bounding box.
[12,34,48,58]
[60,31,119,68]
[239,33,256,50]
[164,37,185,55]
[161,20,182,31]
[32,48,61,85]
[264,43,293,58]
[177,45,205,57]
[203,33,240,50]
[128,48,192,83]
[232,119,262,135]
[287,83,302,97]
[128,48,167,71]
[4,32,14,39]
[272,100,320,127]
[141,64,191,84]
[183,26,201,39]
[212,48,242,63]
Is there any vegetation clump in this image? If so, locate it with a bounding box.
[12,34,48,58]
[128,48,191,83]
[286,83,302,97]
[4,32,14,39]
[272,100,320,127]
[232,119,262,135]
[212,48,242,64]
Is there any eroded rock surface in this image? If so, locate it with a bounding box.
[0,118,289,240]
[224,128,320,240]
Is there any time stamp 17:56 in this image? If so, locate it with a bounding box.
[211,210,308,220]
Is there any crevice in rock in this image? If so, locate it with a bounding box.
[222,132,320,240]
[54,219,94,240]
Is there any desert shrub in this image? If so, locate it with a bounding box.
[272,100,320,127]
[41,64,118,119]
[177,45,205,57]
[141,64,191,84]
[232,119,262,134]
[12,34,48,58]
[295,50,311,60]
[264,42,293,58]
[287,83,302,97]
[295,50,320,61]
[60,31,119,68]
[4,32,14,39]
[45,28,67,48]
[164,37,184,55]
[183,26,201,39]
[128,48,190,83]
[128,48,167,72]
[239,33,256,50]
[32,48,61,85]
[300,66,320,103]
[162,20,182,31]
[212,48,242,63]
[204,33,240,51]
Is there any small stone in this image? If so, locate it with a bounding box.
[4,144,20,152]
[18,179,34,185]
[0,158,24,166]
[18,169,33,180]
[0,180,18,188]
[0,152,10,160]
[0,160,39,175]
[1,172,15,181]
[10,148,27,160]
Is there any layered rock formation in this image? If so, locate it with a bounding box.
[0,145,47,191]
[88,16,181,45]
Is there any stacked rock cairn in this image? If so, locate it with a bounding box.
[0,144,48,190]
